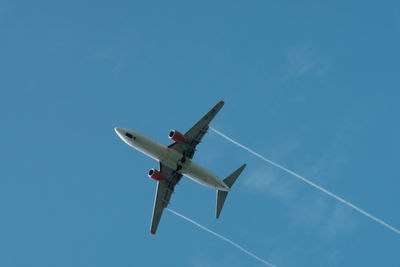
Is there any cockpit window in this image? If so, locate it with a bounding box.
[125,133,134,139]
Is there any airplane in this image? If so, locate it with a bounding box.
[114,101,246,235]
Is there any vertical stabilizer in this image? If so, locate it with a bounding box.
[216,164,246,218]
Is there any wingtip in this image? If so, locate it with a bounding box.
[150,231,156,235]
[219,100,225,105]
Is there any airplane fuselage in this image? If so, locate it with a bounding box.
[115,128,230,191]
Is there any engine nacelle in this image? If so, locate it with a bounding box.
[148,168,165,181]
[168,130,186,143]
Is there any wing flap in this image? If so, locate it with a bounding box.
[149,164,182,235]
[150,181,171,234]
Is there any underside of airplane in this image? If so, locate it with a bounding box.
[115,101,246,234]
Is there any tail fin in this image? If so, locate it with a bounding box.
[216,164,247,219]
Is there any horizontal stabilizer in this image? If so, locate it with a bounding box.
[216,164,246,219]
[216,190,228,219]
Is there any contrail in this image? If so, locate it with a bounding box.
[210,127,400,235]
[167,208,277,267]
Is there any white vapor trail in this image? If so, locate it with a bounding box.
[167,208,277,267]
[210,127,400,235]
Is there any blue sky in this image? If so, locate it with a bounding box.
[1,1,399,266]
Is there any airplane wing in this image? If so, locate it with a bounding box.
[169,101,225,159]
[151,101,224,234]
[150,163,182,235]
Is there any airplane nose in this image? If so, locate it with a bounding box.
[114,127,123,137]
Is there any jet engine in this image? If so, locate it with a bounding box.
[148,168,165,181]
[168,130,186,143]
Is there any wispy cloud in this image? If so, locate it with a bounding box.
[287,44,316,78]
[289,194,356,236]
[212,114,358,239]
[281,43,329,81]
[220,128,355,238]
[244,166,297,201]
[324,204,356,237]
[210,127,400,235]
[244,165,356,239]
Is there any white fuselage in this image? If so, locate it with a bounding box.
[115,128,229,191]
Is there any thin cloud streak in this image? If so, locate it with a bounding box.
[210,127,400,235]
[167,208,277,267]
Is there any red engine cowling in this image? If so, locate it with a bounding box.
[168,130,186,143]
[148,168,165,181]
